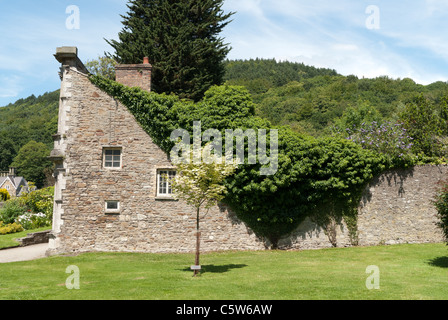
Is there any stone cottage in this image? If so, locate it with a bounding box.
[0,167,29,198]
[47,46,447,256]
[47,47,265,255]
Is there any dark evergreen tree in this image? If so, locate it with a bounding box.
[106,0,234,101]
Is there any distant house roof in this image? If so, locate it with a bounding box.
[0,174,28,197]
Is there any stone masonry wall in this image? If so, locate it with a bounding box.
[279,165,448,250]
[357,165,447,246]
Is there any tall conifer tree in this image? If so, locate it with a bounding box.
[106,0,234,101]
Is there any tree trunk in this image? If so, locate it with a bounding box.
[194,207,201,276]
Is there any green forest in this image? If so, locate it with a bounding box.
[1,58,448,188]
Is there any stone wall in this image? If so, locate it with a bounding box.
[18,231,51,247]
[357,165,447,246]
[278,165,448,250]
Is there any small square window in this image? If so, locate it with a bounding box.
[105,201,120,213]
[157,170,176,197]
[103,148,122,169]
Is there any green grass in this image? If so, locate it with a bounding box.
[0,227,51,249]
[0,243,447,300]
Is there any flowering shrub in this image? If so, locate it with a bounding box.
[0,188,10,202]
[16,212,50,230]
[0,221,23,235]
[335,121,414,166]
[0,186,53,230]
[20,186,54,220]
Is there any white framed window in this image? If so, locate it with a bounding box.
[103,148,122,169]
[5,185,10,190]
[157,170,176,197]
[105,200,120,214]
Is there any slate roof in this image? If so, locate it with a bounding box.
[0,175,28,196]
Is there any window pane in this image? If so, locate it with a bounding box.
[107,201,118,210]
[104,148,122,168]
[158,170,176,195]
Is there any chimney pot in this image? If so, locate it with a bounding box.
[143,57,149,64]
[9,167,16,177]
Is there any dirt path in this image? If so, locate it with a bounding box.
[0,243,48,263]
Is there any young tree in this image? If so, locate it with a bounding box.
[170,144,238,276]
[85,56,118,80]
[106,0,234,101]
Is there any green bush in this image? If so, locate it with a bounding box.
[20,186,54,220]
[224,128,386,246]
[434,179,448,245]
[399,95,444,158]
[0,199,27,224]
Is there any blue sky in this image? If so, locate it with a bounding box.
[1,0,448,107]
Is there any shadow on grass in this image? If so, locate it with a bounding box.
[427,256,448,268]
[179,264,248,274]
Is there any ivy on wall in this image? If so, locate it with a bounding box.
[89,75,389,247]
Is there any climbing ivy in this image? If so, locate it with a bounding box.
[89,75,388,248]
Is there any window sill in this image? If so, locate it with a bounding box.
[105,210,120,215]
[155,196,178,201]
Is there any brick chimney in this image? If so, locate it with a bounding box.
[115,58,152,92]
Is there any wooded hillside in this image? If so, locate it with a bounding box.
[225,59,448,137]
[0,91,58,187]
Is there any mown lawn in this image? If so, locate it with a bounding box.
[0,243,447,300]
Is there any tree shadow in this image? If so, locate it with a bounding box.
[427,256,448,268]
[179,264,248,274]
